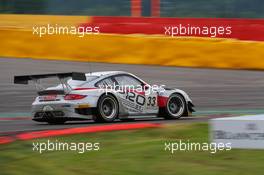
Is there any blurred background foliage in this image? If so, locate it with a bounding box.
[0,0,263,18]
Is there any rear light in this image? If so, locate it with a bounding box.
[64,94,87,100]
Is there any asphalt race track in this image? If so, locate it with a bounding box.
[1,57,264,135]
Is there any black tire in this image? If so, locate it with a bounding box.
[161,93,186,119]
[93,94,119,123]
[47,119,66,125]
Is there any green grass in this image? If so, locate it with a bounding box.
[0,123,264,175]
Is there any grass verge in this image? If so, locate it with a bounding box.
[0,122,263,175]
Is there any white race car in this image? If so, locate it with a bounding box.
[14,71,194,124]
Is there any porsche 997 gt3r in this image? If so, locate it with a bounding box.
[14,71,195,124]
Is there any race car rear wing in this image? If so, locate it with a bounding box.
[14,72,86,94]
[14,72,86,84]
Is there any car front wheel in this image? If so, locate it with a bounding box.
[162,93,186,119]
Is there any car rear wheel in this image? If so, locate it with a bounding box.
[162,93,186,119]
[93,94,119,123]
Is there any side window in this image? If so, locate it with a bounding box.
[96,78,115,88]
[114,75,142,87]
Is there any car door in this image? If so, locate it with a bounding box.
[113,74,158,115]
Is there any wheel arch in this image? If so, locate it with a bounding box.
[170,89,192,102]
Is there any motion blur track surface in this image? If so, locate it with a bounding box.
[0,57,264,135]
